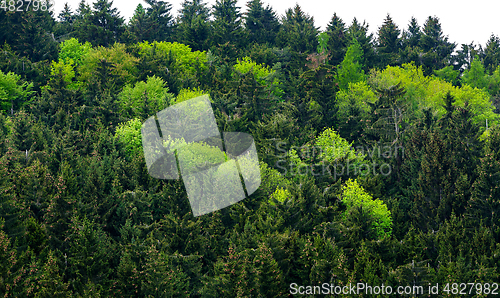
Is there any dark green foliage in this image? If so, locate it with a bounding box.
[0,0,58,62]
[326,13,348,66]
[399,17,423,66]
[73,0,125,47]
[346,18,376,70]
[176,0,211,51]
[244,0,280,46]
[276,5,319,54]
[483,34,500,75]
[54,3,75,38]
[419,16,456,75]
[0,4,499,296]
[212,0,245,49]
[377,14,401,67]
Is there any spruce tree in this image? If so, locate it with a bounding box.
[377,14,401,67]
[212,0,245,49]
[419,16,456,75]
[326,13,348,66]
[3,0,58,61]
[176,0,211,51]
[276,4,319,54]
[469,125,500,234]
[483,34,500,75]
[400,17,422,65]
[244,0,280,46]
[55,3,75,37]
[346,18,376,70]
[126,4,149,43]
[144,0,175,42]
[75,0,125,47]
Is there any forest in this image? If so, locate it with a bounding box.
[1,0,500,296]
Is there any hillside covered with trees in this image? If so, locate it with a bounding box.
[1,0,500,296]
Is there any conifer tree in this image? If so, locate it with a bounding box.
[400,17,422,65]
[244,0,280,46]
[276,5,319,54]
[176,0,211,51]
[55,3,75,37]
[483,34,500,75]
[3,0,58,61]
[75,0,125,47]
[143,0,175,42]
[126,4,149,43]
[212,0,245,49]
[346,18,376,69]
[377,14,401,67]
[326,13,348,66]
[419,16,456,75]
[470,125,500,232]
[368,82,407,145]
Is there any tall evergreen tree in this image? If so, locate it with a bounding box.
[346,18,376,70]
[176,0,211,51]
[75,0,91,21]
[400,17,422,65]
[326,13,348,66]
[55,3,75,38]
[483,34,500,75]
[1,0,58,61]
[74,0,125,47]
[212,0,245,48]
[419,16,456,75]
[276,5,319,54]
[377,14,401,67]
[143,0,175,42]
[244,0,280,46]
[126,4,148,43]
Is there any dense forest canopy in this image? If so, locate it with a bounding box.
[1,0,500,296]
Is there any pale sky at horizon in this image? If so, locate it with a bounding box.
[52,0,498,48]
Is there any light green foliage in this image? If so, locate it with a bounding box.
[79,43,139,85]
[176,142,227,174]
[461,55,489,90]
[0,70,34,113]
[337,81,378,120]
[285,128,365,179]
[315,128,365,165]
[59,38,92,66]
[162,135,188,153]
[488,66,500,95]
[338,39,366,90]
[118,75,173,117]
[173,87,208,105]
[269,187,292,205]
[317,32,329,55]
[259,161,291,198]
[137,41,207,77]
[368,63,428,106]
[341,179,392,238]
[233,56,283,97]
[234,57,272,82]
[50,59,81,90]
[368,62,499,128]
[433,65,459,85]
[115,118,143,158]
